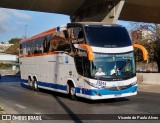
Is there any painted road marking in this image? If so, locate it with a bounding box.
[15,104,26,109]
[34,113,42,114]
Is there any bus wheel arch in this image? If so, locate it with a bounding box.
[67,80,76,100]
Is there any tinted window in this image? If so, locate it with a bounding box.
[85,26,132,48]
[20,30,71,56]
[49,30,71,52]
[74,56,83,76]
[74,49,88,76]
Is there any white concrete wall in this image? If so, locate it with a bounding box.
[137,73,160,85]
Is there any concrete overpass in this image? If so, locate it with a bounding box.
[0,0,160,23]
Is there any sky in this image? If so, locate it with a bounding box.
[0,7,131,42]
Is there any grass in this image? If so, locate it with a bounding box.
[0,105,4,112]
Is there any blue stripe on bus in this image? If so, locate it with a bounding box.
[21,82,30,89]
[37,81,67,91]
[21,79,137,96]
[22,79,28,83]
[21,79,67,91]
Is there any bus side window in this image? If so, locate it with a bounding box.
[74,53,83,76]
[69,27,85,45]
[48,30,70,52]
[39,44,43,53]
[20,44,22,49]
[19,44,23,55]
[23,45,27,56]
[63,30,71,53]
[83,53,91,77]
[77,29,85,44]
[63,30,69,38]
[74,49,88,76]
[69,27,79,44]
[43,37,48,53]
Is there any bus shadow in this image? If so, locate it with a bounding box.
[38,89,83,122]
[52,95,83,122]
[38,88,130,104]
[76,96,130,104]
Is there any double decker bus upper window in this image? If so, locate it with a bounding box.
[85,26,132,48]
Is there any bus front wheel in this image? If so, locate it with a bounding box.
[33,79,39,91]
[69,85,76,100]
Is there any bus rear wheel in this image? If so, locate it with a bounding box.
[69,85,76,100]
[28,77,33,90]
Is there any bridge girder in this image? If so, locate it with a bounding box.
[0,0,160,23]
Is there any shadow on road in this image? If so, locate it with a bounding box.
[77,96,130,104]
[53,95,83,123]
[38,88,130,104]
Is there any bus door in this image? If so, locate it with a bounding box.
[74,48,89,87]
[55,52,65,85]
[68,26,89,88]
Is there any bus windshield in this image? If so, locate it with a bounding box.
[91,52,136,81]
[84,26,132,48]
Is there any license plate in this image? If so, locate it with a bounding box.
[114,94,122,97]
[96,80,106,87]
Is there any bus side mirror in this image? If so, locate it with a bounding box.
[78,44,94,61]
[133,43,148,61]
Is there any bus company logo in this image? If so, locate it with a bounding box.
[1,115,42,121]
[2,115,12,120]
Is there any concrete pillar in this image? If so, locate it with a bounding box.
[102,0,125,23]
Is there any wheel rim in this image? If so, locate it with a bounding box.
[34,81,38,90]
[70,87,75,95]
[28,79,32,87]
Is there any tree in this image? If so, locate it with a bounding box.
[5,38,21,55]
[8,38,22,44]
[130,22,160,72]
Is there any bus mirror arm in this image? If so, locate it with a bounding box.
[133,43,148,62]
[65,48,70,52]
[78,44,94,61]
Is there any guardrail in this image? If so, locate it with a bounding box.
[0,70,19,76]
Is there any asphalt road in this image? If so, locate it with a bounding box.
[0,76,160,123]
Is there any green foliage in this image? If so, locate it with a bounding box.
[0,63,12,69]
[5,42,19,55]
[5,38,22,55]
[133,39,160,72]
[134,40,160,63]
[8,38,22,44]
[0,106,4,111]
[130,23,160,72]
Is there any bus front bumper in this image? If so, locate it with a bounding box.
[76,85,137,100]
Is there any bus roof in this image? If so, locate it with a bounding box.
[20,28,56,43]
[20,22,122,43]
[67,22,122,27]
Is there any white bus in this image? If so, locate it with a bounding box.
[20,22,138,100]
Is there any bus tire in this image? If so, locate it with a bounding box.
[69,85,76,100]
[28,77,33,90]
[33,78,39,91]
